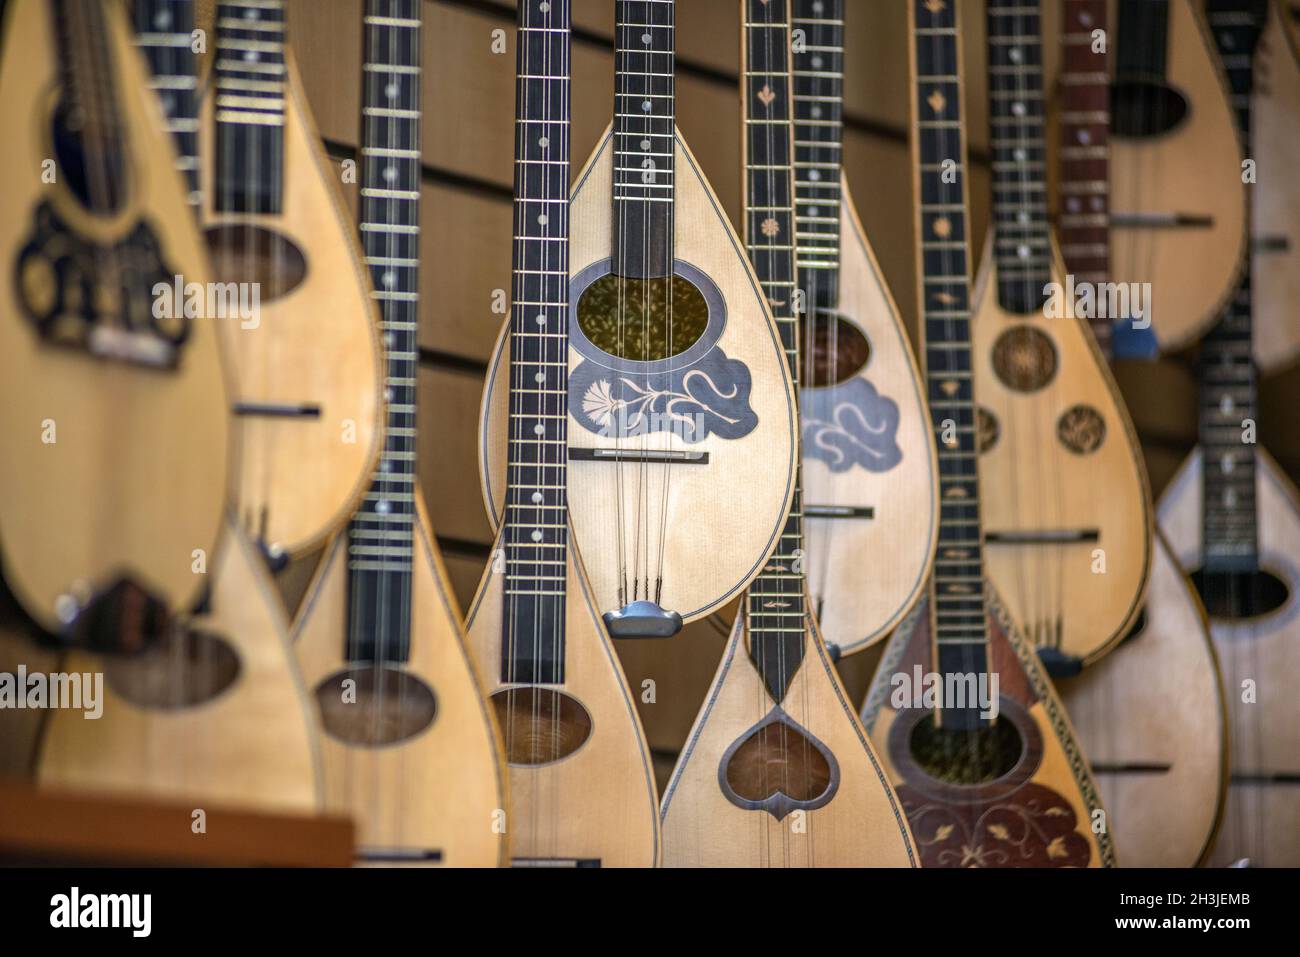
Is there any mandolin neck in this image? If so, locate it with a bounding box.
[1200,0,1265,573]
[502,0,574,685]
[790,0,844,312]
[909,0,990,729]
[132,0,201,209]
[1057,0,1112,355]
[212,0,287,215]
[985,0,1051,315]
[742,0,805,703]
[343,0,424,665]
[612,0,676,280]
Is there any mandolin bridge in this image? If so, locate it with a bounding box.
[569,448,708,465]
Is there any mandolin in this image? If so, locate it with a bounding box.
[970,0,1151,669]
[462,0,661,867]
[790,0,937,659]
[479,0,797,636]
[291,0,506,867]
[1049,0,1228,869]
[203,0,384,561]
[859,0,1113,869]
[658,0,916,868]
[39,516,322,813]
[1159,0,1300,868]
[1107,0,1247,354]
[1245,0,1300,372]
[35,0,321,817]
[0,0,228,641]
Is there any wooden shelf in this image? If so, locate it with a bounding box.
[0,778,354,866]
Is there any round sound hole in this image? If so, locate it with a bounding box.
[105,629,240,710]
[805,312,871,387]
[314,667,438,747]
[908,712,1025,786]
[1190,568,1291,621]
[977,406,1000,453]
[992,325,1057,393]
[576,272,710,361]
[204,224,308,302]
[724,720,833,803]
[1057,404,1106,454]
[491,687,592,766]
[1111,81,1189,139]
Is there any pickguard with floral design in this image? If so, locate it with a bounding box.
[899,781,1093,868]
[569,347,758,443]
[801,377,902,472]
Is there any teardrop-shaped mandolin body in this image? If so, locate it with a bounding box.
[1108,0,1247,351]
[293,495,508,867]
[1055,532,1228,866]
[38,517,321,814]
[462,523,662,867]
[661,610,917,867]
[1159,448,1300,867]
[800,177,938,657]
[861,585,1115,868]
[480,125,797,627]
[0,0,229,635]
[971,240,1152,666]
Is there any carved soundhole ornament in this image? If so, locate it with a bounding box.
[105,629,240,710]
[991,325,1057,393]
[491,687,592,766]
[976,406,1000,454]
[315,667,438,747]
[718,709,839,820]
[1056,404,1106,455]
[897,782,1093,868]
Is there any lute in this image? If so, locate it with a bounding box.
[791,0,937,658]
[658,0,916,868]
[970,0,1152,669]
[1050,0,1229,868]
[0,0,227,642]
[479,0,798,636]
[1107,0,1247,354]
[204,0,384,561]
[291,0,507,867]
[462,0,660,867]
[26,0,319,814]
[859,0,1114,868]
[1159,0,1300,868]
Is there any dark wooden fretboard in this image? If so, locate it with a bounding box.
[213,0,287,215]
[132,0,200,209]
[742,0,804,703]
[1057,0,1112,354]
[1116,0,1172,83]
[502,0,573,685]
[345,0,423,663]
[985,0,1051,315]
[910,0,988,729]
[791,0,844,313]
[612,0,675,279]
[1200,0,1266,573]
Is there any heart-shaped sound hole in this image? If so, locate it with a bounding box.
[718,709,839,820]
[491,687,593,766]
